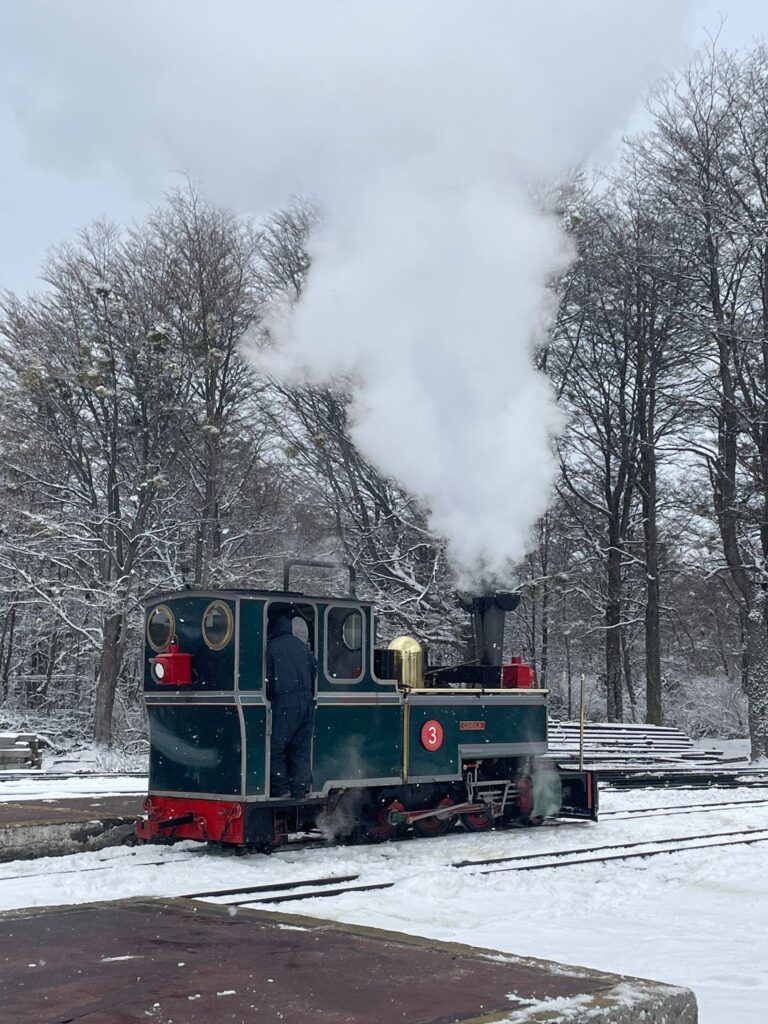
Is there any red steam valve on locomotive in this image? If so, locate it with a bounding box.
[150,636,192,686]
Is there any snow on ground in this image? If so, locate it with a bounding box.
[42,742,148,774]
[693,736,768,769]
[694,737,749,759]
[0,772,145,801]
[0,784,767,1022]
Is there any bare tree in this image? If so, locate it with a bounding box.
[643,45,768,757]
[0,188,276,744]
[552,196,643,721]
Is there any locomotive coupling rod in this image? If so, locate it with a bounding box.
[396,802,485,825]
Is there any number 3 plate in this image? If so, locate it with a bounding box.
[421,719,444,751]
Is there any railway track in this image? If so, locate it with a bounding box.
[602,796,768,820]
[0,848,202,884]
[453,825,768,873]
[181,873,395,905]
[604,775,768,791]
[175,825,768,908]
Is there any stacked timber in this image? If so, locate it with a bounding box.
[546,720,740,779]
[0,733,44,770]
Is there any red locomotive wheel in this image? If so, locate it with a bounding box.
[460,807,494,832]
[413,796,457,837]
[363,813,395,842]
[515,773,543,825]
[363,799,404,843]
[516,774,535,817]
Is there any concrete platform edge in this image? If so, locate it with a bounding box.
[0,896,697,1022]
[501,981,697,1024]
[0,817,135,861]
[182,899,699,1024]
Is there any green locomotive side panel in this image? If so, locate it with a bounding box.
[312,703,403,787]
[406,698,547,779]
[144,596,236,692]
[148,704,242,795]
[243,703,268,795]
[238,598,265,690]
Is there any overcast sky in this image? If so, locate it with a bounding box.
[0,0,767,297]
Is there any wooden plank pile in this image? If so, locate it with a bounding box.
[0,733,44,771]
[546,720,739,779]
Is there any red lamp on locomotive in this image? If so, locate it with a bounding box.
[149,635,193,686]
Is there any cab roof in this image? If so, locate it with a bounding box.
[145,586,370,607]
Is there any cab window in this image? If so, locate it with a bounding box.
[326,606,364,682]
[147,604,174,652]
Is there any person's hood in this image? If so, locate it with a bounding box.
[268,614,293,639]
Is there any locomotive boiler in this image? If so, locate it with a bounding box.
[136,561,597,850]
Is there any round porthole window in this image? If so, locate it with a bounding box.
[341,611,362,652]
[147,605,175,653]
[202,601,234,651]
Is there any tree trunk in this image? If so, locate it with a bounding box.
[1,604,16,700]
[746,603,768,760]
[539,515,550,690]
[638,372,663,724]
[644,563,662,724]
[564,632,573,719]
[93,612,125,746]
[621,624,639,722]
[605,543,623,722]
[37,628,59,703]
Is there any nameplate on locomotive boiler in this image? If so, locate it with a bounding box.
[459,721,486,730]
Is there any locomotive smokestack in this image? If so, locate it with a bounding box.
[460,592,520,667]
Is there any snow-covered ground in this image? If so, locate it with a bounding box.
[694,737,751,760]
[0,772,145,802]
[0,783,766,1023]
[41,742,148,774]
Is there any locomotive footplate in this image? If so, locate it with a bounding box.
[0,897,697,1023]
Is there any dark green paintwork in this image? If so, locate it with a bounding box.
[406,699,547,779]
[144,596,236,692]
[238,599,264,690]
[312,703,403,787]
[148,704,242,795]
[243,703,268,795]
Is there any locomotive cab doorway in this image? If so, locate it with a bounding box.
[263,601,318,801]
[264,600,318,692]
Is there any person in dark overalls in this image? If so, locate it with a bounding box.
[266,613,317,799]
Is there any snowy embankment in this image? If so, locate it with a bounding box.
[0,784,766,1023]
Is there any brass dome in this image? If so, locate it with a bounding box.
[388,635,424,688]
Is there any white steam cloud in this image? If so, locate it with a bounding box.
[249,2,696,580]
[0,1,696,578]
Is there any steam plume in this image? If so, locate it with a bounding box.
[0,1,695,578]
[250,2,694,579]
